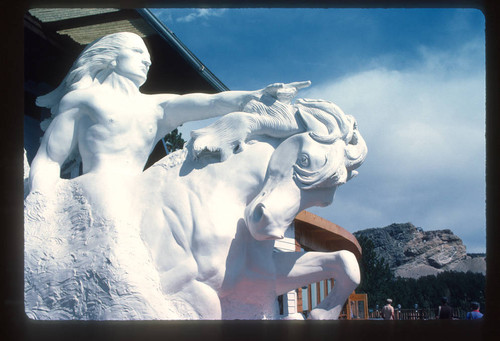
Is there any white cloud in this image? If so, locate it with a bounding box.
[176,9,228,23]
[151,9,173,24]
[304,41,485,251]
[303,50,484,177]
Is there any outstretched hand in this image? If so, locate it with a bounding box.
[261,81,311,104]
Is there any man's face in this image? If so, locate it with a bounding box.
[114,36,151,87]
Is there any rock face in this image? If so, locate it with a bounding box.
[353,223,486,279]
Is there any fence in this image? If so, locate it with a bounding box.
[369,308,467,320]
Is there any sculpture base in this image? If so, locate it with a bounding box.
[24,180,189,320]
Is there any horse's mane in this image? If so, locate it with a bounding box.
[242,95,301,135]
[189,95,303,160]
[190,96,366,164]
[292,98,367,189]
[157,96,366,191]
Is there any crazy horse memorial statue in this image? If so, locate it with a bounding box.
[24,32,367,320]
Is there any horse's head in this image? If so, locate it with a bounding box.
[244,99,367,241]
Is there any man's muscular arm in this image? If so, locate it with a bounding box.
[155,90,260,138]
[29,96,83,193]
[154,82,311,140]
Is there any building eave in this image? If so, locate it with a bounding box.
[295,210,362,261]
[137,8,229,92]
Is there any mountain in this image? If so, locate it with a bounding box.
[353,223,486,279]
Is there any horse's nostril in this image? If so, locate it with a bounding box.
[252,203,265,222]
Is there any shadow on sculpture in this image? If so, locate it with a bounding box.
[24,32,367,320]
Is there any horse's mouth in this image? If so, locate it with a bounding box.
[250,228,285,241]
[261,231,285,240]
[245,202,287,241]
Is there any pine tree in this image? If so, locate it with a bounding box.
[163,128,185,153]
[356,236,394,308]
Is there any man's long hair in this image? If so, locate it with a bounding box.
[36,32,143,115]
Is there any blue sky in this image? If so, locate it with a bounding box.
[150,8,486,253]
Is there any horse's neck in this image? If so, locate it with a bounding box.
[201,140,277,202]
[148,139,277,204]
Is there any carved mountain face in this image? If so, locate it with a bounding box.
[354,223,485,279]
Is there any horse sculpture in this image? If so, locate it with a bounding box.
[137,94,367,319]
[24,91,367,320]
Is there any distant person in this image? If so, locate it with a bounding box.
[466,302,483,320]
[381,298,395,320]
[437,296,453,319]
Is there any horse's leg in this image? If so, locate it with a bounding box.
[307,251,360,320]
[273,250,360,320]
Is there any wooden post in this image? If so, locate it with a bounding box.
[297,288,303,313]
[316,282,321,305]
[307,284,312,311]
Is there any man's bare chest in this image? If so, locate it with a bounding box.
[88,95,160,136]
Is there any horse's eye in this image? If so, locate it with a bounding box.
[297,153,310,167]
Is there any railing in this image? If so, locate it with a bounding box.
[369,308,467,320]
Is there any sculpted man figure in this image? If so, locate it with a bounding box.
[25,31,366,320]
[29,32,303,197]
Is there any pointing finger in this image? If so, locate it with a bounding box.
[286,81,311,89]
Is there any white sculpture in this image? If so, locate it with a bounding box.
[28,32,289,220]
[25,32,367,320]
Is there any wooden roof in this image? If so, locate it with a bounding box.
[295,211,362,261]
[28,9,154,44]
[25,8,228,94]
